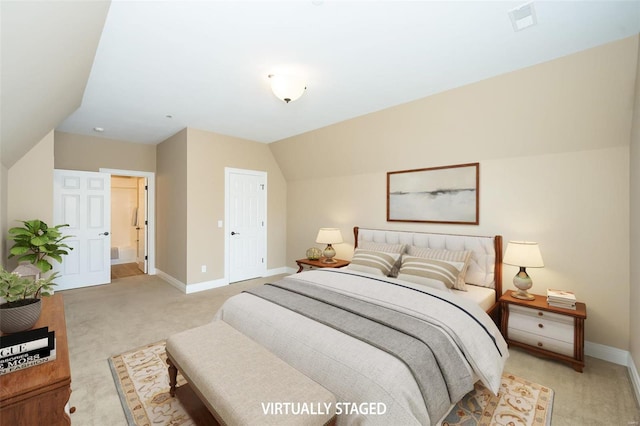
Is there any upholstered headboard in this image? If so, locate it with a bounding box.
[353,227,503,307]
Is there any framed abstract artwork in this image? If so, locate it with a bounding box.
[387,162,479,224]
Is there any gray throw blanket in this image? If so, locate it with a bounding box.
[245,278,475,425]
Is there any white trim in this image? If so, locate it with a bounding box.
[184,278,228,294]
[266,266,293,276]
[99,168,156,275]
[156,269,227,294]
[585,340,630,365]
[585,341,640,406]
[628,353,640,407]
[155,269,185,293]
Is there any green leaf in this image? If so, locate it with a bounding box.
[9,245,30,256]
[36,259,52,272]
[30,235,48,246]
[8,228,31,236]
[18,253,37,263]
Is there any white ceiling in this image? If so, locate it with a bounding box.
[3,1,640,166]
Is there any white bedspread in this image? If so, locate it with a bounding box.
[215,269,508,425]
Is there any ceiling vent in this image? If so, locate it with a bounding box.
[509,2,537,32]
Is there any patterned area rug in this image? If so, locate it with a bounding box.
[109,341,554,426]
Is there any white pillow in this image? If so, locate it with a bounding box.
[398,255,465,290]
[407,246,471,291]
[346,249,401,277]
[357,241,406,277]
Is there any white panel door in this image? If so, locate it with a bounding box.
[227,169,266,283]
[53,169,111,290]
[136,177,147,273]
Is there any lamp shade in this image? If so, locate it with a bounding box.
[503,241,544,268]
[269,74,306,103]
[315,228,343,244]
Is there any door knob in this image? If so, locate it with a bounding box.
[231,231,240,235]
[99,232,110,236]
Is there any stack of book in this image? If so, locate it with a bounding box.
[547,288,577,310]
[0,327,56,375]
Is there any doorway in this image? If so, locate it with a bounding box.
[110,175,146,279]
[100,168,156,278]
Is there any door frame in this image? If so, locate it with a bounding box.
[224,167,267,284]
[99,168,156,275]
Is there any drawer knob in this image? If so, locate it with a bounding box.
[538,323,544,328]
[537,312,543,317]
[537,342,543,347]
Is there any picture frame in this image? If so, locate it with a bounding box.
[387,162,479,224]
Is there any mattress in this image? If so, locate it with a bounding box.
[453,284,496,312]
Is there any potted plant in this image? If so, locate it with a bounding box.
[0,268,58,333]
[0,219,72,333]
[8,219,72,273]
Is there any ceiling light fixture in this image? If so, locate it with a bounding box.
[268,74,306,104]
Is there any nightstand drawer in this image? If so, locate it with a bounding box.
[508,328,574,357]
[509,304,573,325]
[509,309,574,343]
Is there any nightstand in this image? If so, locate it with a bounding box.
[500,292,587,372]
[295,258,350,273]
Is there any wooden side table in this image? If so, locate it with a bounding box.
[500,292,587,372]
[296,258,350,273]
[0,294,72,424]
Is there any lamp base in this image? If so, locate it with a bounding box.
[512,267,535,300]
[511,290,536,300]
[322,244,337,263]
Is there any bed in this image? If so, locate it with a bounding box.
[214,227,508,425]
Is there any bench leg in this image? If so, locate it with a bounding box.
[167,356,178,397]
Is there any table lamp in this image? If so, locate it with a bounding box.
[315,228,343,264]
[503,241,544,300]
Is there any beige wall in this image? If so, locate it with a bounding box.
[0,156,7,267]
[630,37,640,378]
[184,128,287,285]
[6,130,55,270]
[156,129,188,283]
[271,36,637,351]
[54,131,156,172]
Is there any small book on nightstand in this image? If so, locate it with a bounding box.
[547,288,577,310]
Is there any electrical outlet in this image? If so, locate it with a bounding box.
[201,265,207,273]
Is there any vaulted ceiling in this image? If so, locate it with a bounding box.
[2,1,639,168]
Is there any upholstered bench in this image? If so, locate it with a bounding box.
[166,320,337,426]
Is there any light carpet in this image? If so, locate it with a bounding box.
[109,340,554,426]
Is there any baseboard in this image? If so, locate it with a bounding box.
[266,266,295,276]
[629,353,640,407]
[155,269,228,294]
[155,269,187,293]
[156,268,293,294]
[184,278,227,294]
[586,341,640,406]
[585,340,629,365]
[266,266,292,275]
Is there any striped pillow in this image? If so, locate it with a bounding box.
[398,255,465,290]
[357,241,406,277]
[347,249,401,277]
[407,247,472,291]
